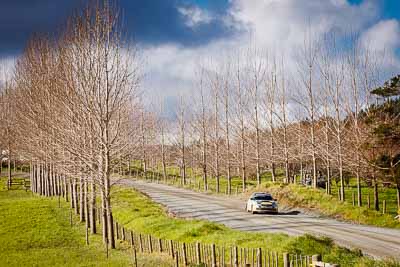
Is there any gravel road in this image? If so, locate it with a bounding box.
[118,178,400,260]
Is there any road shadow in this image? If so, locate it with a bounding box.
[278,210,301,215]
[254,210,301,216]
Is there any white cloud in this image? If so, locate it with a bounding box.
[141,37,241,112]
[0,57,16,86]
[227,0,378,52]
[177,5,213,28]
[144,0,400,112]
[360,19,400,52]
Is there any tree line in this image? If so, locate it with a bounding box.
[0,3,141,249]
[138,39,400,211]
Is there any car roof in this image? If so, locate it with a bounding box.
[251,192,272,196]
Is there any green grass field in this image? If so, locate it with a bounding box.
[0,178,173,267]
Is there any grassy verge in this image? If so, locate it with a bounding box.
[0,178,173,267]
[111,186,399,267]
[262,183,400,229]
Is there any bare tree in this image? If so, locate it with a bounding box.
[296,32,320,189]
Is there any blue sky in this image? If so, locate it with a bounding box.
[0,0,231,56]
[0,0,399,56]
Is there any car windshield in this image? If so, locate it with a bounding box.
[252,195,273,201]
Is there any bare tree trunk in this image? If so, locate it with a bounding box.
[90,180,97,234]
[64,175,68,201]
[179,97,186,186]
[255,122,261,186]
[356,165,362,206]
[200,87,208,191]
[280,76,289,184]
[373,179,379,211]
[69,178,74,208]
[161,125,167,182]
[240,126,246,192]
[84,178,89,234]
[73,178,79,215]
[267,74,276,182]
[213,87,220,193]
[323,107,331,195]
[236,67,246,192]
[45,164,49,197]
[104,136,115,248]
[30,161,34,192]
[396,181,400,211]
[301,36,318,188]
[7,149,11,190]
[223,81,231,194]
[79,176,85,222]
[101,188,108,245]
[141,111,147,176]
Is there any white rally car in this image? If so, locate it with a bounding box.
[246,192,278,214]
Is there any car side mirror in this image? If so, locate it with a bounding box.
[274,199,277,201]
[250,198,255,200]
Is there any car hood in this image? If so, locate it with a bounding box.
[255,200,276,204]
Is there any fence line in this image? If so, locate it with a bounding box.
[109,216,332,267]
[26,163,338,266]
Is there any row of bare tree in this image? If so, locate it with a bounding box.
[0,3,141,249]
[137,36,399,210]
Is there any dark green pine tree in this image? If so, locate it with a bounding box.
[367,74,400,213]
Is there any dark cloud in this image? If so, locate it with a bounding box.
[0,0,232,57]
[122,0,232,46]
[0,0,84,56]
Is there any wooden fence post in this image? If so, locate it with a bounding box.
[283,253,289,267]
[182,243,187,266]
[196,242,201,265]
[148,235,153,253]
[257,248,262,267]
[139,234,143,252]
[383,200,386,214]
[115,222,119,240]
[234,246,238,267]
[133,247,138,267]
[175,252,179,267]
[159,238,163,252]
[221,246,225,267]
[170,240,174,258]
[130,231,134,248]
[312,254,321,267]
[211,244,216,267]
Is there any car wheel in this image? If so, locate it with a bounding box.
[251,205,256,214]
